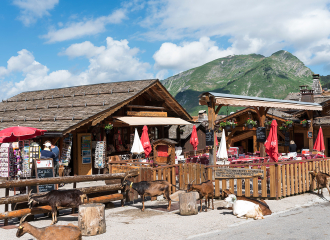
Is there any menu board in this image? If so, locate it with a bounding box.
[82,135,91,164]
[284,132,290,146]
[206,130,214,146]
[34,159,55,193]
[94,141,106,168]
[256,127,266,143]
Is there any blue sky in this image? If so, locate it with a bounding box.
[1,0,330,100]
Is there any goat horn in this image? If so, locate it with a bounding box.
[28,190,33,200]
[190,179,195,184]
[20,214,31,224]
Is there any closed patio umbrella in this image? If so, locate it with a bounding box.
[264,120,279,162]
[131,128,144,154]
[190,125,199,155]
[140,126,152,158]
[313,126,325,152]
[217,130,228,160]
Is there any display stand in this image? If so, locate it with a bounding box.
[94,141,106,174]
[61,135,72,166]
[0,143,16,178]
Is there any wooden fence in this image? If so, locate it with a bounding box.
[110,157,330,201]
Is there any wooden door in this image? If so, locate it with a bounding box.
[294,133,304,152]
[77,133,92,175]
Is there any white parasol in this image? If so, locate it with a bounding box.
[131,128,144,154]
[217,130,228,160]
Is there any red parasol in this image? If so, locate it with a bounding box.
[0,126,46,143]
[313,127,325,152]
[140,126,152,157]
[264,120,279,162]
[190,125,199,151]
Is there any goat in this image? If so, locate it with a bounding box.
[187,180,214,212]
[223,189,272,215]
[28,189,88,225]
[16,213,82,240]
[309,170,330,196]
[122,175,176,211]
[225,194,264,220]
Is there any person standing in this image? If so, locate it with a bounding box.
[288,140,297,158]
[51,142,60,177]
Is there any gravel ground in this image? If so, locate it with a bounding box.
[1,182,330,240]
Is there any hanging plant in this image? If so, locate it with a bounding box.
[104,123,113,134]
[279,125,288,132]
[265,120,272,126]
[231,121,238,129]
[245,118,257,129]
[180,129,184,134]
[285,120,293,128]
[220,121,231,130]
[300,119,308,127]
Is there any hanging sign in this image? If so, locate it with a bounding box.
[307,131,313,138]
[256,127,266,142]
[214,168,264,179]
[206,130,214,146]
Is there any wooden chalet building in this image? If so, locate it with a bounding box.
[0,79,192,175]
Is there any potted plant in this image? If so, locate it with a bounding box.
[300,119,307,127]
[285,120,293,128]
[231,121,238,129]
[279,125,288,133]
[180,129,184,134]
[245,118,257,129]
[220,121,231,130]
[104,123,113,134]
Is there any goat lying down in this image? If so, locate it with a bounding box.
[16,214,82,240]
[223,189,272,216]
[225,194,264,220]
[28,189,88,225]
[122,177,177,211]
[309,170,330,196]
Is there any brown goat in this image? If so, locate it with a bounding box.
[309,170,330,196]
[223,189,272,216]
[16,214,82,240]
[122,177,175,211]
[187,180,214,212]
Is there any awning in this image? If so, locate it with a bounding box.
[116,117,192,126]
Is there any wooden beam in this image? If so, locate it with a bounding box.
[226,128,238,140]
[215,104,223,115]
[127,111,167,117]
[230,131,255,144]
[278,130,285,140]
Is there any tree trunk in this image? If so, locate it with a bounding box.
[78,203,106,236]
[179,192,198,215]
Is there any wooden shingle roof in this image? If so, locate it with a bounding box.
[0,79,191,133]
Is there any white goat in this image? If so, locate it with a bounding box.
[225,194,264,220]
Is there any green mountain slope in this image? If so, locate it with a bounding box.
[162,50,313,116]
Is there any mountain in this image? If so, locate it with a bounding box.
[162,50,313,116]
[320,75,330,89]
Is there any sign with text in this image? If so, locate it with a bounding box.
[256,127,266,142]
[206,130,214,146]
[214,168,264,179]
[307,131,313,138]
[34,159,55,193]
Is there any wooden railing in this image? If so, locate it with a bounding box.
[110,157,330,201]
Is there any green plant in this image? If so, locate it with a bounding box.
[219,121,231,127]
[300,119,307,125]
[265,120,272,126]
[231,121,238,126]
[245,118,257,126]
[104,123,113,130]
[285,120,293,125]
[279,125,288,131]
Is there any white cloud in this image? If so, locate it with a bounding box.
[13,0,58,26]
[0,37,153,100]
[41,9,127,43]
[144,0,330,71]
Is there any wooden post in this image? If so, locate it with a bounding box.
[78,203,106,236]
[179,192,198,215]
[254,107,267,157]
[4,188,9,226]
[208,97,216,165]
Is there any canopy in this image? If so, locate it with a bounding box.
[314,127,325,152]
[131,128,144,154]
[217,130,228,159]
[140,126,152,157]
[264,120,278,162]
[116,117,192,126]
[190,125,199,151]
